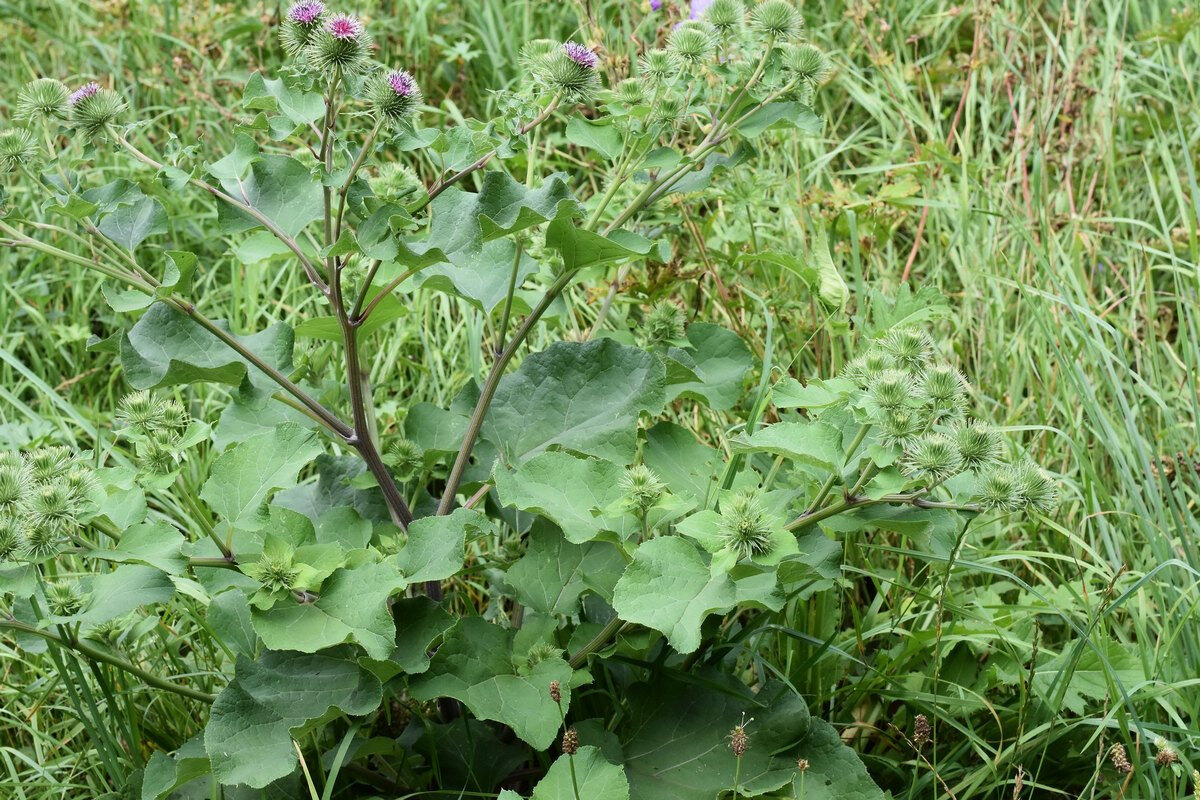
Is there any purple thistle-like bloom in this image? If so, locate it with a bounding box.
[690,0,714,19]
[562,41,599,69]
[69,82,101,106]
[650,0,664,9]
[387,70,417,96]
[288,0,324,24]
[327,13,363,39]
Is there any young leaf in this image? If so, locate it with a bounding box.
[532,746,629,800]
[392,507,492,583]
[504,523,626,615]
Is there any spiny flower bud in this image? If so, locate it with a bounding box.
[640,48,681,83]
[306,13,372,75]
[280,0,327,56]
[62,467,99,506]
[1109,743,1132,774]
[975,466,1020,512]
[643,300,687,346]
[369,69,422,123]
[385,437,424,479]
[901,433,963,484]
[782,43,833,85]
[118,390,167,436]
[46,581,86,617]
[561,726,579,755]
[668,21,716,66]
[25,446,75,485]
[620,464,666,514]
[651,94,686,126]
[143,438,180,475]
[370,161,427,205]
[17,78,71,122]
[549,679,562,703]
[0,516,20,561]
[878,408,926,449]
[1012,463,1057,513]
[0,128,39,173]
[880,328,934,372]
[21,517,65,560]
[0,461,30,510]
[26,482,80,528]
[704,0,745,36]
[246,551,299,593]
[520,39,559,73]
[616,78,645,105]
[920,364,968,421]
[525,642,561,671]
[719,491,775,559]
[160,398,191,433]
[840,348,895,387]
[867,369,917,414]
[955,422,1002,471]
[534,42,601,102]
[70,85,126,140]
[749,0,803,40]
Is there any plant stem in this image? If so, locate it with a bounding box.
[0,616,214,703]
[806,424,871,514]
[568,614,627,669]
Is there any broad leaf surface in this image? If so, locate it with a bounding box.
[532,747,629,800]
[493,451,627,543]
[504,524,626,614]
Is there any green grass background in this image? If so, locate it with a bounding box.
[1,0,1198,797]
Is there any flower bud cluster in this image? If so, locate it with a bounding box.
[0,447,99,564]
[116,391,193,477]
[839,327,1058,513]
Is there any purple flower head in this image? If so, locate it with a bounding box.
[651,0,664,9]
[562,41,599,69]
[288,0,325,24]
[326,13,363,40]
[69,82,101,106]
[690,0,714,19]
[387,70,417,97]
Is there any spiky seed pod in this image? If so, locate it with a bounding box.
[21,517,65,560]
[668,21,716,66]
[920,364,968,421]
[975,466,1021,512]
[305,14,372,75]
[782,43,833,85]
[280,0,327,56]
[17,78,71,122]
[0,461,30,510]
[534,44,601,102]
[652,94,687,126]
[0,516,21,561]
[0,128,39,173]
[70,86,126,140]
[62,467,99,506]
[620,464,666,514]
[955,422,1002,471]
[369,69,422,124]
[26,482,80,529]
[370,161,426,204]
[901,433,963,484]
[880,328,934,372]
[524,642,561,671]
[385,437,424,479]
[160,398,191,433]
[548,679,562,703]
[1012,463,1057,512]
[143,439,179,475]
[46,581,85,617]
[25,446,75,485]
[878,409,927,449]
[840,348,896,386]
[520,39,559,73]
[640,48,681,84]
[644,300,687,345]
[561,727,579,756]
[749,0,803,39]
[729,723,749,758]
[866,368,916,414]
[616,78,646,105]
[0,452,22,469]
[1109,744,1133,775]
[704,0,745,36]
[719,491,775,559]
[118,390,167,435]
[247,551,299,593]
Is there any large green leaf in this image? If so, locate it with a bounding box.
[486,339,665,466]
[612,536,736,654]
[393,507,491,583]
[199,423,323,532]
[391,596,455,675]
[665,323,753,411]
[734,101,822,138]
[86,521,186,575]
[493,451,627,543]
[250,561,407,659]
[642,421,721,504]
[120,302,295,400]
[216,153,323,238]
[533,747,629,800]
[565,117,624,160]
[98,192,168,251]
[204,649,381,788]
[409,617,573,749]
[504,524,626,615]
[50,564,174,628]
[730,420,844,473]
